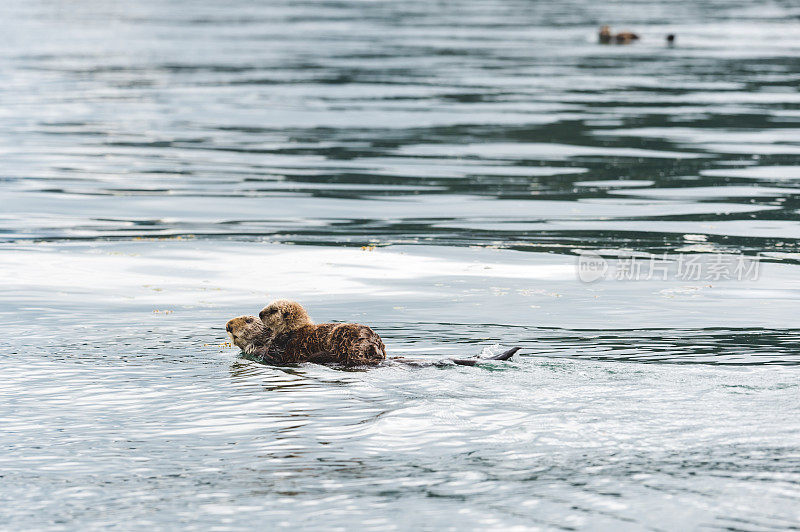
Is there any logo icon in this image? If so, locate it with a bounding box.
[577,251,608,283]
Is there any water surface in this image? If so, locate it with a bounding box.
[1,0,800,529]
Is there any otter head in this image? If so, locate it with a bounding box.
[226,315,270,355]
[258,299,313,335]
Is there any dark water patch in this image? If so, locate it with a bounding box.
[524,327,800,366]
[2,0,800,528]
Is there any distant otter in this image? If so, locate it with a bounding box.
[226,301,520,367]
[599,25,640,44]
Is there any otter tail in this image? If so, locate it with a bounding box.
[450,346,521,366]
[489,346,521,360]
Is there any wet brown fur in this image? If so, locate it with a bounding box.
[258,300,386,366]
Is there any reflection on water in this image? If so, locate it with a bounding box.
[1,0,800,529]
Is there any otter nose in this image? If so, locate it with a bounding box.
[226,323,232,333]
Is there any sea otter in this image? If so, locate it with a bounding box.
[598,25,640,44]
[223,300,521,367]
[257,299,386,366]
[225,314,349,365]
[226,315,270,357]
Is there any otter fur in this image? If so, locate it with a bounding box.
[258,300,386,366]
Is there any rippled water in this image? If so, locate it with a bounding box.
[2,0,800,529]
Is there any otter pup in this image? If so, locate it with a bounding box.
[226,315,270,357]
[258,299,386,366]
[598,25,640,44]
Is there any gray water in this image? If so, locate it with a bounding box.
[2,0,800,529]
